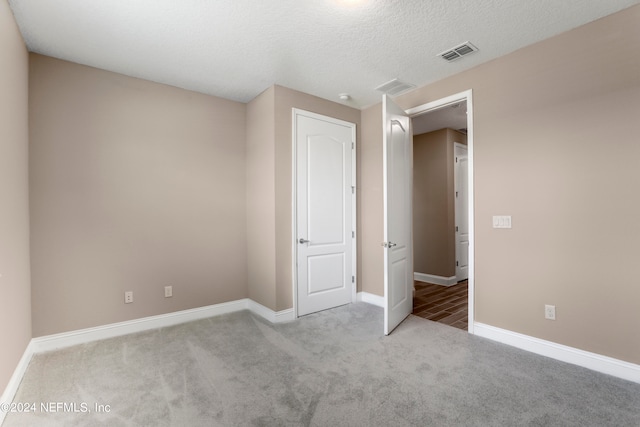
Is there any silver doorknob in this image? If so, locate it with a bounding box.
[382,241,397,248]
[299,238,310,244]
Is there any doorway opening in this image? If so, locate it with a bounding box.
[406,91,474,333]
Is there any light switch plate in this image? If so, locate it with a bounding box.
[493,215,512,229]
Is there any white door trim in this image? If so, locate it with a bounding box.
[291,109,357,318]
[405,90,475,334]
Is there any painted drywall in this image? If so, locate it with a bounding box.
[361,4,640,364]
[273,86,361,311]
[413,129,454,277]
[246,86,277,309]
[360,104,384,297]
[0,0,31,395]
[29,55,248,336]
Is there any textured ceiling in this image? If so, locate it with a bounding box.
[8,0,640,108]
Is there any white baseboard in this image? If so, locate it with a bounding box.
[248,299,295,323]
[357,291,384,307]
[414,272,457,286]
[274,308,295,323]
[0,341,36,425]
[31,298,296,354]
[474,322,640,384]
[32,299,249,353]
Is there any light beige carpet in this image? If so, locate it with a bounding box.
[4,303,640,426]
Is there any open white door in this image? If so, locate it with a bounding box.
[383,95,413,335]
[295,109,356,317]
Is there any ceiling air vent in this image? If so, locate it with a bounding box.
[439,42,478,62]
[375,78,416,96]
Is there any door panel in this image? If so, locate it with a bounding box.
[308,136,345,244]
[390,258,408,308]
[296,110,355,316]
[308,253,345,294]
[383,95,413,335]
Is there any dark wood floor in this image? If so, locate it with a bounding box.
[413,280,468,330]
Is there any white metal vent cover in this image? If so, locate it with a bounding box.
[375,78,416,96]
[439,42,479,62]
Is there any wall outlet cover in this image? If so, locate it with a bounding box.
[545,304,556,320]
[493,215,512,229]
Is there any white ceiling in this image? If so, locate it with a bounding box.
[8,0,640,109]
[413,101,468,136]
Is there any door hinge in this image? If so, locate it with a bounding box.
[352,186,355,194]
[455,191,458,198]
[352,276,355,283]
[352,231,355,238]
[456,226,459,232]
[456,157,458,163]
[456,261,459,266]
[352,142,355,150]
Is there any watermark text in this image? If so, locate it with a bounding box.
[1,402,111,413]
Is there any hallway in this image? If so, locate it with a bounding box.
[413,280,468,330]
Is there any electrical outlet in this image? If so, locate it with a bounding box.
[544,304,556,320]
[125,291,133,304]
[164,286,172,298]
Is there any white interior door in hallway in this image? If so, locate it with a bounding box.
[455,143,469,281]
[382,95,414,335]
[294,109,356,317]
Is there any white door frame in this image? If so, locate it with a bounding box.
[405,89,475,334]
[291,109,357,318]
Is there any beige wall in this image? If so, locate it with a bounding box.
[413,129,467,278]
[29,55,248,336]
[246,87,277,309]
[413,129,454,277]
[0,0,31,395]
[361,5,640,364]
[360,104,384,296]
